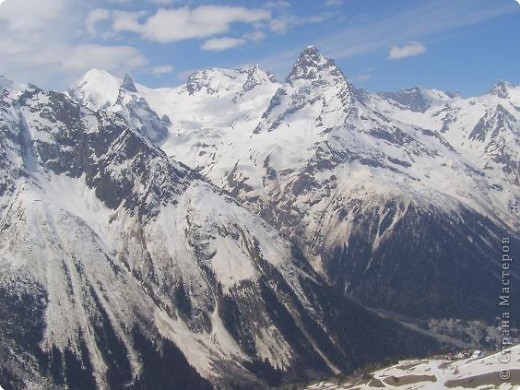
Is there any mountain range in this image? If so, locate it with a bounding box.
[0,46,518,389]
[73,46,520,322]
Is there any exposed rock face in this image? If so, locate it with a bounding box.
[75,47,520,326]
[0,76,442,389]
[4,44,517,388]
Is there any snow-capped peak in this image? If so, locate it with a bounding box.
[242,65,277,91]
[286,45,346,84]
[69,68,121,111]
[490,80,514,98]
[74,68,120,91]
[121,73,138,93]
[379,86,455,112]
[185,66,275,96]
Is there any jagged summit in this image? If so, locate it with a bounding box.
[444,90,461,98]
[490,80,513,98]
[252,45,354,135]
[286,45,345,83]
[0,77,445,389]
[4,43,520,390]
[185,66,276,95]
[121,73,138,93]
[114,74,169,144]
[243,64,277,91]
[379,86,457,112]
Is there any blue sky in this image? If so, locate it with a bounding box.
[0,0,518,96]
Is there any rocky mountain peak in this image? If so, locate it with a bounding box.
[121,73,138,93]
[380,86,456,112]
[490,80,513,98]
[186,69,225,95]
[286,45,345,84]
[0,73,451,390]
[380,87,431,112]
[242,64,277,91]
[185,67,276,96]
[4,47,520,390]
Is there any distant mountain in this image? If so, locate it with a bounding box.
[0,72,442,389]
[2,45,517,389]
[72,46,520,325]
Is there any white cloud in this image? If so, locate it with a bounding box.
[60,44,147,72]
[388,41,426,59]
[0,0,147,89]
[354,68,374,82]
[149,0,176,3]
[0,0,67,36]
[269,14,329,33]
[325,0,344,6]
[0,39,146,74]
[256,0,516,81]
[151,65,175,74]
[264,1,291,8]
[86,9,111,35]
[201,37,246,51]
[355,73,372,81]
[321,1,515,61]
[112,6,271,43]
[244,30,266,42]
[108,0,175,2]
[269,18,289,33]
[112,10,147,33]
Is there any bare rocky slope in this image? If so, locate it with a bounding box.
[72,47,520,325]
[0,74,442,389]
[1,45,519,389]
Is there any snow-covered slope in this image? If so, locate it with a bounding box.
[305,344,520,389]
[375,80,520,191]
[0,78,444,389]
[68,68,122,111]
[69,47,520,325]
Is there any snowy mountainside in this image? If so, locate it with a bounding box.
[0,79,443,389]
[372,80,520,191]
[71,65,281,180]
[69,69,122,111]
[70,46,520,323]
[110,74,170,144]
[70,72,169,144]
